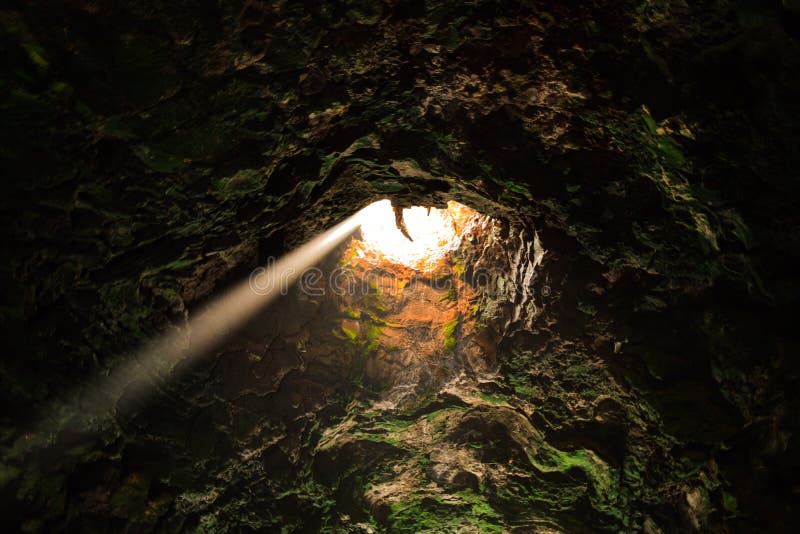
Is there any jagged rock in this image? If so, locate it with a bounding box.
[426,446,482,491]
[1,0,799,532]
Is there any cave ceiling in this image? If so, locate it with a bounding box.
[1,0,800,532]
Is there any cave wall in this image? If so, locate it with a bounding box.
[2,0,800,531]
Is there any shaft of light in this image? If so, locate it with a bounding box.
[59,210,365,425]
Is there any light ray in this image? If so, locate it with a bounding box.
[35,209,365,432]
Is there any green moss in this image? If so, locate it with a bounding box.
[562,364,598,386]
[360,433,403,447]
[424,408,443,422]
[722,491,739,516]
[500,180,530,196]
[364,323,383,354]
[451,258,466,277]
[319,152,340,179]
[372,418,414,432]
[424,407,462,433]
[364,281,387,312]
[443,316,459,352]
[508,373,534,396]
[388,500,439,532]
[276,478,336,512]
[479,392,509,405]
[531,445,622,522]
[336,305,386,357]
[363,311,402,328]
[23,43,48,73]
[387,491,504,533]
[439,286,457,302]
[340,325,359,341]
[370,180,407,193]
[641,111,687,169]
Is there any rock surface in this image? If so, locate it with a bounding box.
[1,0,800,532]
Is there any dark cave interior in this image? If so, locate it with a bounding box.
[2,1,800,532]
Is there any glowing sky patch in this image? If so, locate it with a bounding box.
[355,199,477,270]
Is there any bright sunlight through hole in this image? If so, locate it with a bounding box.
[355,199,478,270]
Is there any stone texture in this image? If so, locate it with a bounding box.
[1,0,799,532]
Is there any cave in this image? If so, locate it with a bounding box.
[2,1,800,532]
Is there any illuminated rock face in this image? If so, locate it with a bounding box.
[3,1,800,532]
[338,205,498,399]
[334,200,498,399]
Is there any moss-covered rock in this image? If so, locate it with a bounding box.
[1,0,799,531]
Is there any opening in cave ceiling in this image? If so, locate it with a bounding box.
[355,199,480,271]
